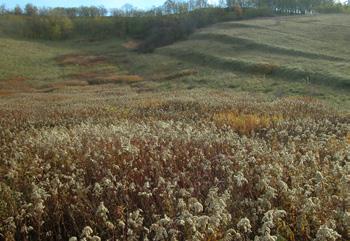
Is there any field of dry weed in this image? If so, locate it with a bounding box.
[0,86,349,241]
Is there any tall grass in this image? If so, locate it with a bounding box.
[0,89,349,241]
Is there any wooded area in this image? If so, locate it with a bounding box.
[1,0,348,17]
[0,0,349,52]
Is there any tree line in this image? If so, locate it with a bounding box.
[0,4,109,17]
[0,0,347,17]
[0,1,348,52]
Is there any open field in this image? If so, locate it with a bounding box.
[0,14,350,241]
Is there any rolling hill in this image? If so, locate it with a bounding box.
[1,14,349,108]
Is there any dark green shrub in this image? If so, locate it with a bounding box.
[24,15,73,40]
[0,15,27,37]
[316,3,350,13]
[137,8,237,53]
[72,17,116,39]
[0,4,6,15]
[242,8,274,18]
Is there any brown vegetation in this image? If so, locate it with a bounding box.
[55,54,107,66]
[153,69,199,81]
[122,40,141,50]
[0,77,32,94]
[68,72,144,85]
[213,111,283,134]
[0,87,349,241]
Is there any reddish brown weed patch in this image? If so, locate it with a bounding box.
[55,54,107,66]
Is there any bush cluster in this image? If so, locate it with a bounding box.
[23,15,73,40]
[1,7,272,46]
[316,3,350,14]
[137,8,237,53]
[70,8,240,51]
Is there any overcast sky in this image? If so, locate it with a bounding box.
[2,0,219,9]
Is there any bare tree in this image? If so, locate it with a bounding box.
[110,8,123,16]
[25,3,38,16]
[14,5,23,15]
[188,0,197,10]
[218,0,228,7]
[120,3,137,16]
[0,4,6,15]
[98,6,108,16]
[226,0,237,8]
[177,1,190,13]
[163,0,177,14]
[196,0,209,8]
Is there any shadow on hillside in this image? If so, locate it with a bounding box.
[190,33,346,62]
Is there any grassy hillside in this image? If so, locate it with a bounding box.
[155,14,350,106]
[1,14,349,107]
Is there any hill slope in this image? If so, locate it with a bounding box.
[153,14,350,106]
[0,14,349,107]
